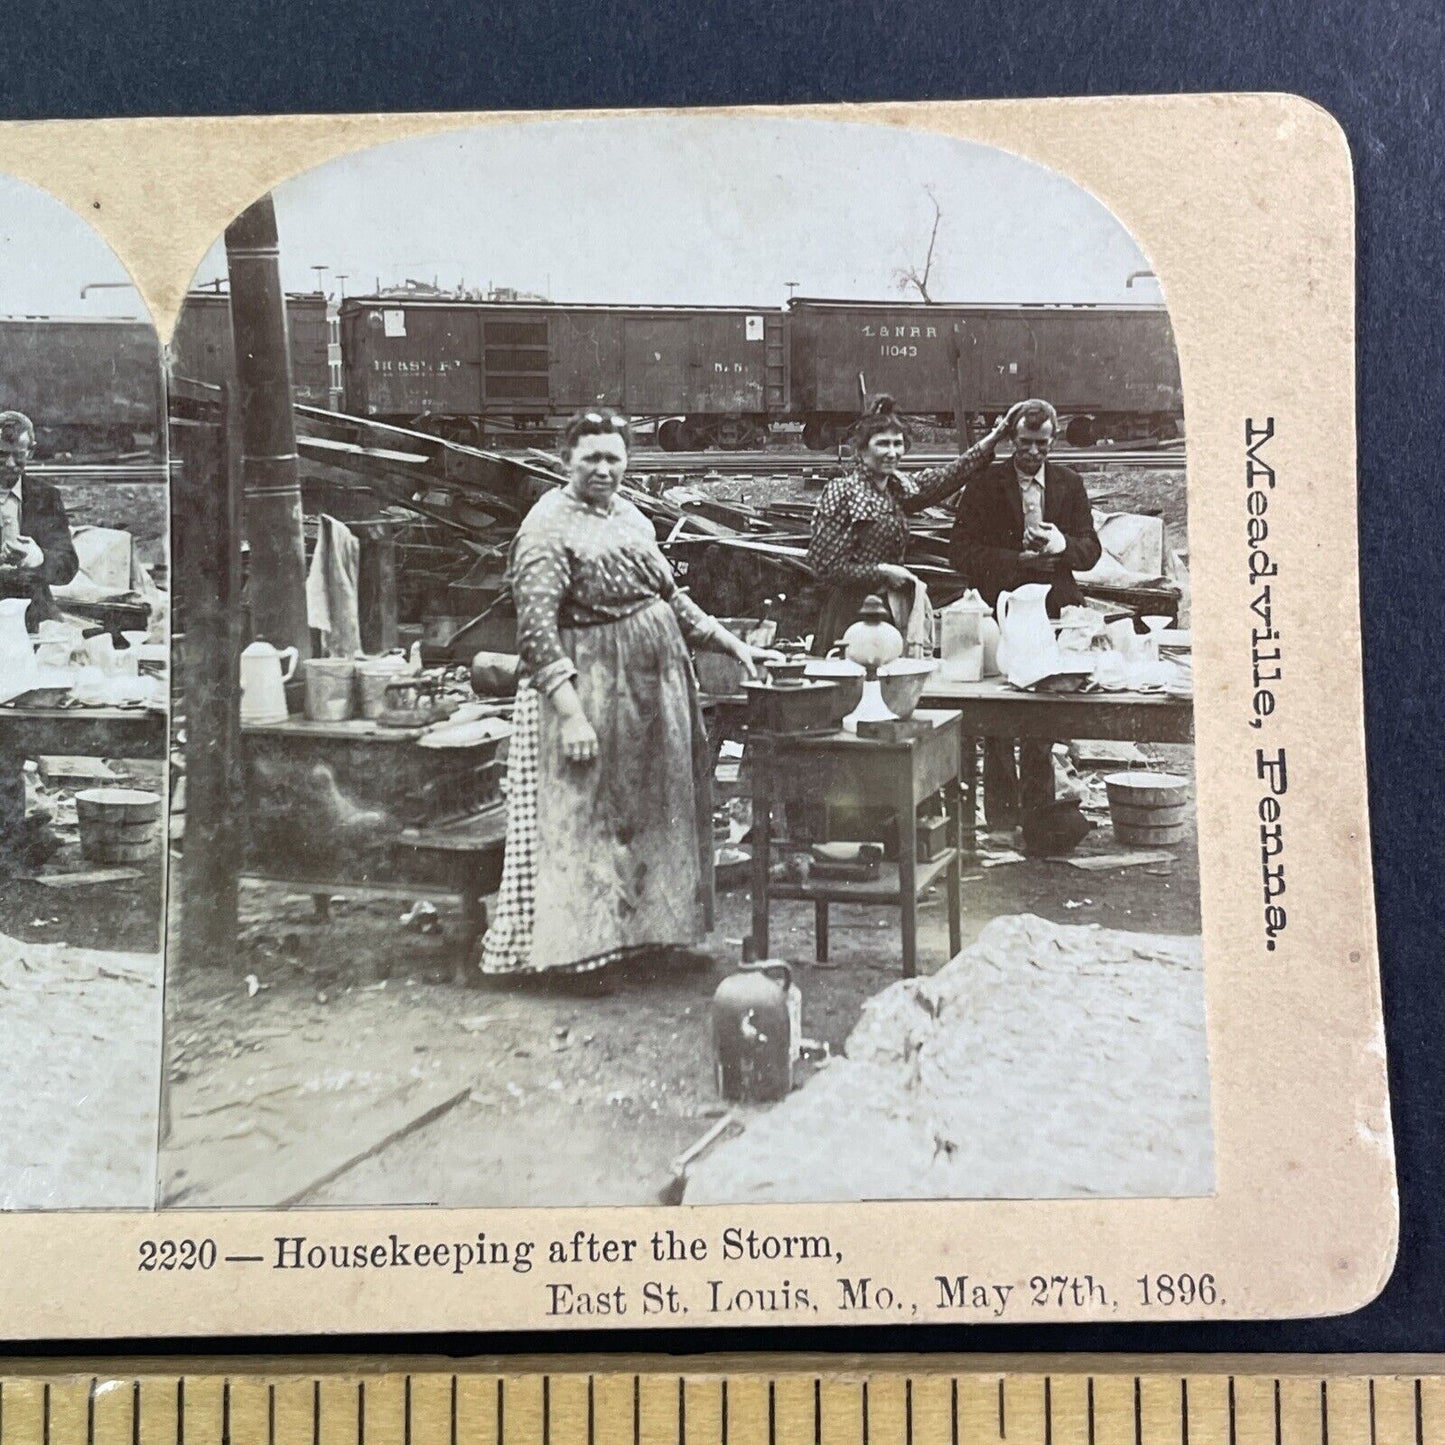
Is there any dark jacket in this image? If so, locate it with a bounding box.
[1,475,80,627]
[948,459,1101,615]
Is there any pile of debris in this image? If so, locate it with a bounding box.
[0,931,161,1208]
[683,913,1212,1203]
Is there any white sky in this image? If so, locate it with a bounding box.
[191,115,1157,306]
[0,176,150,318]
[0,117,1160,315]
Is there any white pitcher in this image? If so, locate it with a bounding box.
[0,597,40,704]
[239,638,299,724]
[995,582,1059,684]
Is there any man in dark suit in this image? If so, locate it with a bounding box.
[948,398,1102,828]
[0,411,80,876]
[0,412,80,627]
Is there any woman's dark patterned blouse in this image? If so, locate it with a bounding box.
[805,438,996,589]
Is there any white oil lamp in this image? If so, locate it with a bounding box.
[839,594,905,732]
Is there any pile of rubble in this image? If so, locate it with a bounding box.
[684,913,1212,1203]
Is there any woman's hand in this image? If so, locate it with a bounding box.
[559,712,599,764]
[743,644,784,679]
[986,402,1027,445]
[877,562,916,588]
[716,626,776,680]
[549,681,599,764]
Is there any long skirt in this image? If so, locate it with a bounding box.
[480,599,715,976]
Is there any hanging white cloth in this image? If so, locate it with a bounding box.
[305,514,362,658]
[887,578,935,659]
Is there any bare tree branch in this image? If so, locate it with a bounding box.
[894,185,943,303]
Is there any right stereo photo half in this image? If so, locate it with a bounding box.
[157,112,1203,1213]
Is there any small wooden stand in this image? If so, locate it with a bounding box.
[748,709,965,978]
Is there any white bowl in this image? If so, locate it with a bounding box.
[877,656,937,718]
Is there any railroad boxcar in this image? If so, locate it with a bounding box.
[339,300,788,449]
[0,316,164,458]
[169,291,335,408]
[787,298,1184,447]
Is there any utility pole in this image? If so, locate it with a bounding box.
[225,193,310,658]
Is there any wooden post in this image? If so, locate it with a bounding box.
[172,404,244,972]
[951,321,975,449]
[354,519,399,654]
[225,193,311,658]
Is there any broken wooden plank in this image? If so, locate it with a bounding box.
[297,435,433,467]
[1054,848,1177,870]
[36,867,144,889]
[164,1079,472,1208]
[38,756,123,788]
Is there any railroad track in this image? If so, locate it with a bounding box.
[622,447,1186,473]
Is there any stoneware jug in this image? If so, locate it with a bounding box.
[712,962,795,1104]
[0,597,40,704]
[995,582,1058,683]
[239,638,298,724]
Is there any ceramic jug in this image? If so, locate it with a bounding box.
[239,638,299,724]
[712,962,798,1103]
[0,597,40,704]
[995,582,1058,682]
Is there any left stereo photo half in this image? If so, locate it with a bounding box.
[0,173,170,1209]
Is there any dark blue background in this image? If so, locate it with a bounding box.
[3,0,1441,1355]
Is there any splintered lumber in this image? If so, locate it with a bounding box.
[294,404,738,544]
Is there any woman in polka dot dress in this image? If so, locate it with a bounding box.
[479,409,777,987]
[806,397,1020,655]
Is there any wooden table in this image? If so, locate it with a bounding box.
[919,677,1194,847]
[748,708,964,979]
[0,703,167,759]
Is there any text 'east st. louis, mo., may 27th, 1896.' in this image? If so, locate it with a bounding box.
[136,1226,1227,1321]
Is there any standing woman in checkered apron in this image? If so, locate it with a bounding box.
[479,409,778,989]
[805,397,1020,656]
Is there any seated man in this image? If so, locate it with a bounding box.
[0,411,80,876]
[948,398,1102,828]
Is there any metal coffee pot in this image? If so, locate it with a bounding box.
[239,638,299,724]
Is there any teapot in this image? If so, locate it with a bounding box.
[239,638,299,724]
[995,582,1060,685]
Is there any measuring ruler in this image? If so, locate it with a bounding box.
[0,1359,1440,1445]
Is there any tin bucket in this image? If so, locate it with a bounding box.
[355,657,409,719]
[76,788,162,863]
[302,657,356,721]
[1104,771,1191,847]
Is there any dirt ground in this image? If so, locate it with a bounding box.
[0,757,165,1209]
[160,742,1200,1211]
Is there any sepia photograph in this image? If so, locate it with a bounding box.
[0,175,170,1208]
[157,114,1208,1211]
